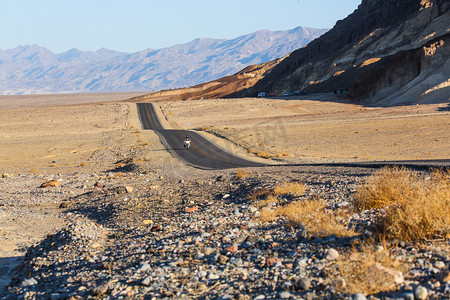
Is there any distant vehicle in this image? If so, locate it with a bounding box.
[283,92,293,97]
[268,93,276,97]
[258,92,268,97]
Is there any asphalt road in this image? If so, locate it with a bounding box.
[137,103,449,170]
[137,103,264,169]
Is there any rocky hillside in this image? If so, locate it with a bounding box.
[241,0,450,105]
[134,0,449,105]
[0,27,326,95]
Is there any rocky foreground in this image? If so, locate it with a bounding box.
[1,164,449,299]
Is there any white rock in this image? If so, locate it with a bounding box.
[325,248,339,260]
[137,262,151,272]
[415,286,428,300]
[21,278,38,287]
[279,291,292,299]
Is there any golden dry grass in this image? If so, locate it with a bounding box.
[235,168,251,179]
[277,200,356,238]
[273,182,305,197]
[251,181,354,238]
[256,151,271,159]
[353,166,450,241]
[331,244,408,295]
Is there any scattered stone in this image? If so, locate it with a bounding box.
[266,257,283,267]
[137,262,151,272]
[350,293,367,300]
[398,292,414,300]
[293,277,311,291]
[94,182,104,188]
[219,255,229,264]
[141,276,152,286]
[40,180,59,188]
[434,260,445,269]
[150,225,162,232]
[184,206,198,213]
[20,278,38,287]
[279,291,292,299]
[59,202,68,209]
[414,286,428,300]
[216,175,226,181]
[226,244,239,253]
[324,248,339,260]
[93,283,109,296]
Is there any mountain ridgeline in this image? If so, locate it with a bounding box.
[236,0,450,105]
[0,27,327,95]
[133,0,449,106]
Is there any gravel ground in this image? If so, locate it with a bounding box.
[1,164,449,299]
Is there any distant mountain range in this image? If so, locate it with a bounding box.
[139,0,449,106]
[0,26,327,95]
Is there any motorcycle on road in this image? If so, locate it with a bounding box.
[184,140,191,150]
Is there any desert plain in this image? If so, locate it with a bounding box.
[0,93,449,298]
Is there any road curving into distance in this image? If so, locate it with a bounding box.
[137,103,264,169]
[137,103,449,170]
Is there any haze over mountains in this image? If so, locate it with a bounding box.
[0,26,327,95]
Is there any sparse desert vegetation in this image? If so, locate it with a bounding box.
[1,94,449,299]
[354,166,450,241]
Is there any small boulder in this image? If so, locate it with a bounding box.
[324,248,339,260]
[40,180,59,188]
[293,277,311,291]
[185,206,198,213]
[414,286,428,300]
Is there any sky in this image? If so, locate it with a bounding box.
[1,0,361,53]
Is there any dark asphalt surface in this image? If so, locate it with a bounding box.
[137,103,449,170]
[137,103,264,169]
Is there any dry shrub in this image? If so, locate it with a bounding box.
[256,151,271,159]
[276,153,283,158]
[246,188,271,201]
[354,166,450,241]
[277,200,355,238]
[247,149,255,154]
[259,208,277,222]
[273,182,305,197]
[235,168,250,179]
[283,152,290,157]
[354,166,419,210]
[332,245,408,295]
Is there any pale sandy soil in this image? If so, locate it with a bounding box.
[0,93,184,290]
[0,92,146,109]
[0,92,448,291]
[158,95,450,162]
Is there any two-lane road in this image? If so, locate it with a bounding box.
[137,103,449,170]
[137,103,264,169]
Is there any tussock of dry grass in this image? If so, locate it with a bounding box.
[256,151,271,159]
[246,188,272,201]
[273,182,305,197]
[354,166,450,241]
[250,181,353,238]
[277,200,355,238]
[235,168,251,179]
[331,245,408,295]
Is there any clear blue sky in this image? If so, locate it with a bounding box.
[1,0,361,53]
